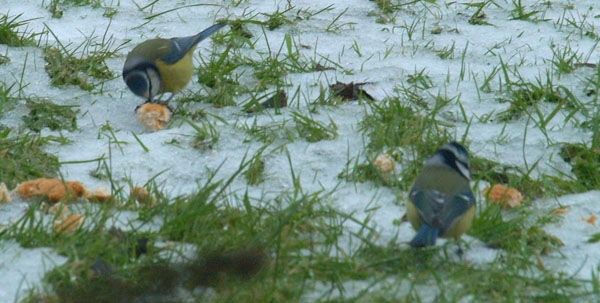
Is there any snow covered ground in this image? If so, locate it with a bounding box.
[1,0,600,301]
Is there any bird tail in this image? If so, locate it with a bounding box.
[192,23,227,46]
[410,224,438,248]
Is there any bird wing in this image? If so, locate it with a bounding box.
[409,188,474,234]
[437,190,475,234]
[161,23,226,64]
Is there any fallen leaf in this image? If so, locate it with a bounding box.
[329,81,374,101]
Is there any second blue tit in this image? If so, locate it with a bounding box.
[406,142,476,248]
[123,23,226,104]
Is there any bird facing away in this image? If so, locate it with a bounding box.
[406,142,476,248]
[123,23,226,104]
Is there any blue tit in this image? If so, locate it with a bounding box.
[406,141,476,248]
[123,23,226,104]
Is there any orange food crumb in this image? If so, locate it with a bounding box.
[483,184,523,208]
[85,186,112,203]
[54,213,85,233]
[48,202,71,221]
[131,186,157,208]
[135,103,172,131]
[552,208,571,215]
[582,215,597,226]
[17,178,86,203]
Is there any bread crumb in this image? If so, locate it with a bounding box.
[582,215,597,226]
[552,208,570,215]
[54,213,85,233]
[373,153,396,174]
[131,186,157,208]
[48,202,71,221]
[135,103,172,131]
[17,178,87,203]
[0,183,10,203]
[484,184,523,208]
[86,186,112,203]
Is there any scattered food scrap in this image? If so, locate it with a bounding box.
[54,213,85,233]
[17,178,86,203]
[135,103,172,131]
[85,186,112,203]
[329,81,374,101]
[483,184,523,208]
[552,208,571,215]
[582,215,597,226]
[0,183,10,203]
[373,153,396,174]
[47,202,71,221]
[131,186,157,208]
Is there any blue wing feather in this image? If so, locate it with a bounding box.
[161,23,226,64]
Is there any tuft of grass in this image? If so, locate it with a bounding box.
[292,111,338,142]
[47,0,104,18]
[470,202,562,254]
[42,25,124,92]
[22,97,79,132]
[0,13,41,46]
[0,129,61,189]
[0,80,16,116]
[262,7,295,30]
[496,75,582,123]
[559,143,600,190]
[240,118,295,144]
[355,96,452,188]
[196,42,244,108]
[509,0,543,22]
[550,45,581,75]
[43,46,113,91]
[243,156,265,185]
[185,118,220,150]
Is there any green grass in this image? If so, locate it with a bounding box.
[43,46,113,91]
[558,143,600,190]
[4,1,600,302]
[0,13,41,46]
[349,95,452,189]
[47,0,105,18]
[42,25,124,92]
[22,97,79,132]
[0,80,16,116]
[0,129,61,189]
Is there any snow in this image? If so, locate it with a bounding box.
[1,0,600,301]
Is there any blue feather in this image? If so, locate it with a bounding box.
[410,224,439,247]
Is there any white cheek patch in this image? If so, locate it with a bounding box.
[455,161,470,180]
[146,68,161,99]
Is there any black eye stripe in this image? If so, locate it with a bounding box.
[436,149,470,179]
[147,70,152,99]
